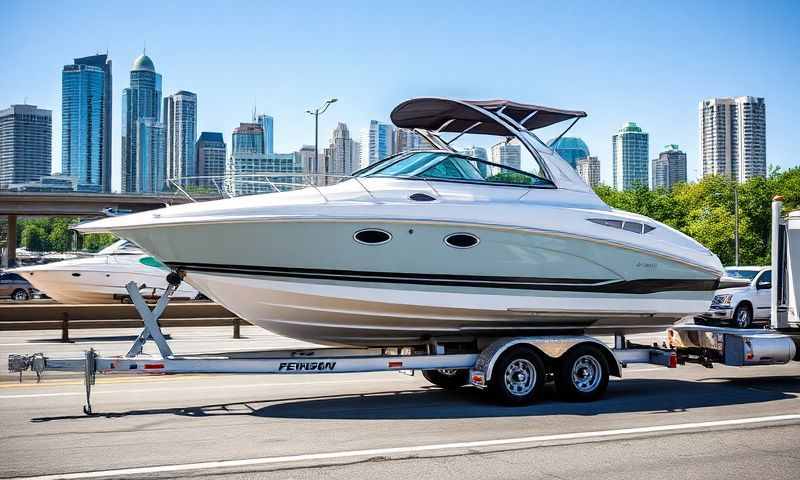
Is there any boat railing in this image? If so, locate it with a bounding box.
[166,173,372,203]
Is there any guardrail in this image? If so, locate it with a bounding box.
[0,303,250,341]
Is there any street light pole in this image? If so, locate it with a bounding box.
[306,98,338,182]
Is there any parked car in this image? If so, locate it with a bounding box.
[0,272,37,301]
[698,266,771,328]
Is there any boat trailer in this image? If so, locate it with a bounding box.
[8,274,798,413]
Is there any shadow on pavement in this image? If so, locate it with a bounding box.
[31,374,800,422]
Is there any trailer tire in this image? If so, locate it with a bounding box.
[422,369,469,389]
[488,346,545,405]
[555,344,609,402]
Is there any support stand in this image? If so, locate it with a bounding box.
[125,282,175,358]
[84,280,178,414]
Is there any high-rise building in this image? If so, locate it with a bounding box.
[550,137,589,169]
[136,118,166,192]
[461,145,489,175]
[461,146,488,161]
[225,152,302,196]
[612,122,649,191]
[196,132,226,188]
[257,114,274,154]
[0,104,52,190]
[576,156,601,188]
[323,123,359,184]
[395,128,429,154]
[490,142,522,170]
[296,145,320,180]
[232,123,264,154]
[61,54,112,192]
[699,96,766,182]
[360,120,395,167]
[122,53,164,192]
[164,90,197,181]
[651,144,687,190]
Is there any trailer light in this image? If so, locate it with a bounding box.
[144,363,165,370]
[745,341,754,360]
[388,361,403,368]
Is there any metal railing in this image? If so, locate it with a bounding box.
[166,172,360,203]
[0,302,247,341]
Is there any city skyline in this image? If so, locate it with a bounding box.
[1,2,799,191]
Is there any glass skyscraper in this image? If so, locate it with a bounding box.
[122,53,164,192]
[61,54,112,192]
[164,90,197,181]
[360,120,395,166]
[549,137,589,169]
[232,123,264,154]
[136,118,166,192]
[258,114,274,154]
[612,122,649,191]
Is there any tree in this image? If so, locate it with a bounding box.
[21,224,49,253]
[47,218,72,252]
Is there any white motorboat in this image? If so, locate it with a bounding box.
[76,98,725,346]
[12,240,199,304]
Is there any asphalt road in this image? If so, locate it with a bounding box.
[1,327,799,479]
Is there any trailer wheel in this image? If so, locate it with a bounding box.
[422,369,469,389]
[555,344,609,402]
[488,346,545,405]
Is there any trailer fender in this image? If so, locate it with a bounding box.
[474,336,621,384]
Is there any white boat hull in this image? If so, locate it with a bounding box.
[187,270,711,346]
[98,217,720,346]
[74,177,724,346]
[14,252,198,304]
[21,269,198,304]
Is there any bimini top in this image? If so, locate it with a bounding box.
[391,98,587,135]
[388,97,596,195]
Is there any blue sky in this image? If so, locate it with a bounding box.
[2,1,799,190]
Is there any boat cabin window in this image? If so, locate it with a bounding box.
[357,152,553,187]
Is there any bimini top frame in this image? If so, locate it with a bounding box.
[390,98,592,193]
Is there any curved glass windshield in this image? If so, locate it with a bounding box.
[355,152,554,187]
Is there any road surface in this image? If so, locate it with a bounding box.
[1,327,798,479]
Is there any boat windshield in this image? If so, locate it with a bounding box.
[355,151,554,187]
[97,240,143,256]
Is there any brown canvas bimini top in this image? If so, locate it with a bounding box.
[390,98,587,136]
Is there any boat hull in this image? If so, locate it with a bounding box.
[16,265,198,304]
[105,218,719,346]
[185,270,712,346]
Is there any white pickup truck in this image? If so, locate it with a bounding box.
[698,266,772,328]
